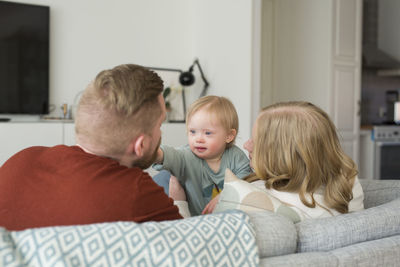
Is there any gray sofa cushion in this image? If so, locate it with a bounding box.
[260,236,400,267]
[260,252,338,267]
[248,211,297,258]
[330,235,400,267]
[359,179,400,208]
[296,198,400,252]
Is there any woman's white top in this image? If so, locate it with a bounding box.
[251,176,365,219]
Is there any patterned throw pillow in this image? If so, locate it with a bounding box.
[0,210,259,267]
[214,169,306,223]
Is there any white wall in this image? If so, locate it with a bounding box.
[270,0,332,113]
[5,0,255,147]
[192,0,254,147]
[8,0,194,110]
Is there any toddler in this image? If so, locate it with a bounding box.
[153,96,252,216]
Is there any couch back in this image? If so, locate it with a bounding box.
[359,179,400,208]
[249,179,400,259]
[0,210,259,266]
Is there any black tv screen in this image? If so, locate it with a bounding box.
[0,1,49,114]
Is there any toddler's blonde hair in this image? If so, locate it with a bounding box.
[252,101,357,214]
[186,96,238,148]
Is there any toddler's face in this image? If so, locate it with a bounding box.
[187,108,233,161]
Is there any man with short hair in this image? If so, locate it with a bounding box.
[0,64,182,231]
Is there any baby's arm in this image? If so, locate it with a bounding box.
[169,175,191,218]
[233,151,253,179]
[153,145,188,179]
[155,148,164,164]
[202,195,220,214]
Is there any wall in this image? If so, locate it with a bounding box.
[4,0,255,147]
[192,0,254,146]
[7,0,194,112]
[261,0,332,113]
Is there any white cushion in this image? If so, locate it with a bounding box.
[214,169,306,223]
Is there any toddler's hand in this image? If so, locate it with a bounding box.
[169,175,186,201]
[155,148,164,164]
[202,194,220,215]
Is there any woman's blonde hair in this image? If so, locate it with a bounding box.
[75,64,163,156]
[251,101,357,213]
[186,95,238,148]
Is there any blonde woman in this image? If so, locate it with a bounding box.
[243,101,364,218]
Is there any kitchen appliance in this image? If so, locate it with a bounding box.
[395,101,400,124]
[386,90,399,123]
[372,125,400,179]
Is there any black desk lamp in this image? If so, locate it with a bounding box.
[179,59,210,97]
[147,59,209,122]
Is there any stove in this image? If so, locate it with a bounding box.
[372,125,400,179]
[372,125,400,141]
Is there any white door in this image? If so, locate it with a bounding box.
[330,0,362,164]
[259,0,362,165]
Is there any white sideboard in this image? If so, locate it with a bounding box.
[63,122,187,147]
[0,121,187,166]
[0,121,72,165]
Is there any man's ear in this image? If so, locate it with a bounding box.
[128,134,145,157]
[226,129,237,143]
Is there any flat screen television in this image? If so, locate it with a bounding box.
[0,1,49,115]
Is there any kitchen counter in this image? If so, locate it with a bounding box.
[361,125,373,130]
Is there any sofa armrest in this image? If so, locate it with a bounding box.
[359,179,400,208]
[295,198,400,252]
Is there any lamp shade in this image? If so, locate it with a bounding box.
[179,71,195,86]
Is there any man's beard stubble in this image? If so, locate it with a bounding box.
[132,137,161,169]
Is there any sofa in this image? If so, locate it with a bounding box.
[1,179,399,266]
[252,179,400,266]
[0,209,259,266]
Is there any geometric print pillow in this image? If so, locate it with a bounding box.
[215,169,306,223]
[0,209,259,267]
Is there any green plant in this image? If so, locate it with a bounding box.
[163,87,171,110]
